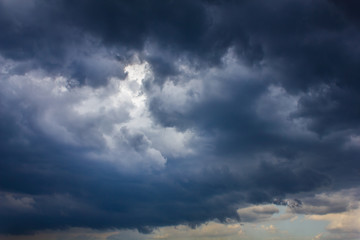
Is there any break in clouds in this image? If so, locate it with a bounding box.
[0,0,360,238]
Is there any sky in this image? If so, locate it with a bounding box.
[0,0,360,239]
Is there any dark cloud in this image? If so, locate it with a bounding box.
[292,85,360,135]
[0,0,360,236]
[0,0,260,86]
[329,0,360,24]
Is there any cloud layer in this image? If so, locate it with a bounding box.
[0,0,360,237]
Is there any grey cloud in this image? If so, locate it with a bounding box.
[289,189,360,215]
[0,193,35,214]
[237,205,279,222]
[1,0,360,236]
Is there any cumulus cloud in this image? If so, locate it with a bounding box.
[307,206,360,240]
[260,224,278,234]
[148,221,244,240]
[237,205,279,223]
[0,60,196,171]
[288,189,359,215]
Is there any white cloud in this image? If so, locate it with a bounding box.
[307,207,360,235]
[237,204,279,222]
[287,188,360,240]
[312,233,324,240]
[149,221,244,240]
[261,224,278,234]
[0,60,195,171]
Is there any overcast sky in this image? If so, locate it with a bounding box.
[0,0,360,240]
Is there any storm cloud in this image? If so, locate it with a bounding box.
[0,0,360,237]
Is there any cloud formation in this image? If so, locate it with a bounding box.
[0,0,360,237]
